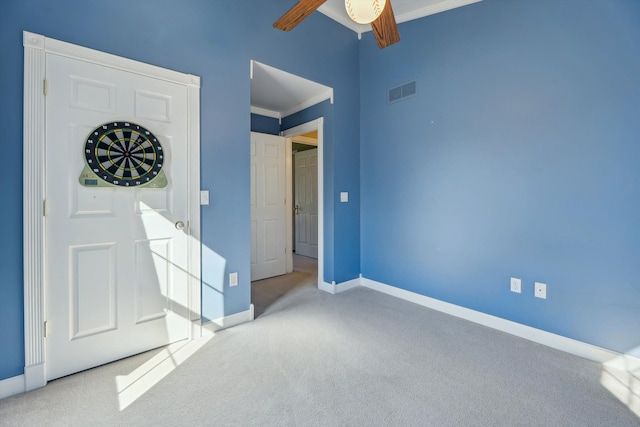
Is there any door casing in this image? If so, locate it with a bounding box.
[283,119,324,287]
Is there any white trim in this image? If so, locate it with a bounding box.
[285,139,294,273]
[281,90,333,119]
[24,363,45,393]
[40,33,196,85]
[360,277,630,364]
[291,135,318,145]
[187,72,202,333]
[0,375,25,400]
[23,31,46,392]
[319,277,363,295]
[282,121,321,139]
[202,307,253,333]
[394,0,483,25]
[250,106,281,120]
[23,31,201,390]
[319,281,336,295]
[336,278,361,293]
[603,351,640,372]
[282,119,324,288]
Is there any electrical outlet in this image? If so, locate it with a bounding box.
[534,282,546,299]
[510,277,521,293]
[229,272,238,287]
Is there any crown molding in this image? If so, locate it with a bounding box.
[250,106,281,119]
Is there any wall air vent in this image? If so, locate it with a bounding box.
[388,80,417,104]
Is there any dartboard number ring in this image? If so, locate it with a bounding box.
[79,122,168,188]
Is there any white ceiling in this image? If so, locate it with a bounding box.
[251,0,481,118]
[318,0,482,35]
[250,61,333,119]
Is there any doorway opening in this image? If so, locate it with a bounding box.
[291,132,318,261]
[251,119,324,317]
[283,119,324,287]
[249,60,332,316]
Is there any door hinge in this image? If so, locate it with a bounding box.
[43,79,48,96]
[43,200,47,217]
[44,321,49,338]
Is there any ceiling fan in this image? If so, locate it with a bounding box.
[273,0,400,49]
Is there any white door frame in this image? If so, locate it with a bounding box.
[22,31,202,391]
[283,119,324,287]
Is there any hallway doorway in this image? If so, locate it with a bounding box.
[251,254,318,318]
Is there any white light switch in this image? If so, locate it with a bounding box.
[200,190,210,205]
[340,192,349,203]
[229,272,238,287]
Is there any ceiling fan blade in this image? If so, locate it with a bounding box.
[371,0,400,49]
[273,0,328,32]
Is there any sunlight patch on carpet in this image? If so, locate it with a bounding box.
[115,336,212,410]
[601,347,640,418]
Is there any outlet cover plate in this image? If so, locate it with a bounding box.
[510,277,521,293]
[230,272,238,287]
[200,190,210,205]
[535,282,546,299]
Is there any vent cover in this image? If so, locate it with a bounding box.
[388,80,417,104]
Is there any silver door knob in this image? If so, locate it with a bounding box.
[175,221,185,230]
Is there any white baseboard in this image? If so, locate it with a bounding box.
[335,277,361,293]
[319,281,336,294]
[360,277,639,367]
[202,306,254,334]
[319,277,361,295]
[0,374,25,400]
[24,363,45,392]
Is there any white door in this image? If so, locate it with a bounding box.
[294,149,318,259]
[250,132,287,281]
[45,53,190,380]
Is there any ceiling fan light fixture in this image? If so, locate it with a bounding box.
[345,0,386,24]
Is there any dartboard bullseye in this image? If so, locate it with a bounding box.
[79,122,167,188]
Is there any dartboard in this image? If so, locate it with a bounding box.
[81,122,166,188]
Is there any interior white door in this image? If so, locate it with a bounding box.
[294,149,319,259]
[250,132,287,281]
[45,53,190,380]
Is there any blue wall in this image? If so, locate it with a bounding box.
[250,113,280,135]
[3,0,637,384]
[282,100,361,283]
[360,0,640,353]
[0,0,360,381]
